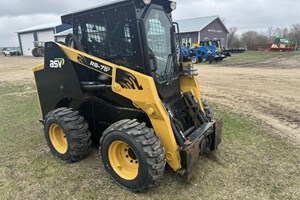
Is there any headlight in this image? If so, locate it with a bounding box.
[170,2,177,10]
[143,0,151,5]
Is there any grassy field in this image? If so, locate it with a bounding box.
[220,50,300,66]
[0,83,299,200]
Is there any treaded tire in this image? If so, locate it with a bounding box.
[202,99,214,121]
[207,56,214,64]
[191,56,198,64]
[37,47,45,57]
[32,48,38,57]
[100,119,166,192]
[44,107,92,162]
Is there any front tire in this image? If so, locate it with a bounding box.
[100,119,166,192]
[44,107,92,162]
[191,56,198,64]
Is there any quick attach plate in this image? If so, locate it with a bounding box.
[179,119,223,181]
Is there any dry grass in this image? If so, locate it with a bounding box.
[220,50,300,67]
[0,83,299,200]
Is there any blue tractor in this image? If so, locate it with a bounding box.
[189,46,217,64]
[205,45,226,62]
[179,46,224,64]
[180,47,190,61]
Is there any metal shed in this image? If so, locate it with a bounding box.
[17,23,71,56]
[176,15,229,48]
[54,29,73,43]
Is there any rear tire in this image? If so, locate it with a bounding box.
[32,48,38,57]
[100,119,166,192]
[37,47,45,57]
[44,107,92,162]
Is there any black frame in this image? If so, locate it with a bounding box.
[141,3,180,99]
[61,0,179,99]
[68,2,145,73]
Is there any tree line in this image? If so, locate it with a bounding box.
[228,24,300,48]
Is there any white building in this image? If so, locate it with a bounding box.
[54,28,73,43]
[17,22,71,56]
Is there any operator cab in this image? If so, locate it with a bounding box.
[62,0,180,99]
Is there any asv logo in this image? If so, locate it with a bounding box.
[50,58,65,69]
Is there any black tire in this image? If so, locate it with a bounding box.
[191,56,198,64]
[44,107,92,162]
[32,48,38,57]
[37,47,45,57]
[207,56,214,64]
[100,119,166,192]
[202,99,214,121]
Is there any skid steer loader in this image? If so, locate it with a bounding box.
[33,0,222,192]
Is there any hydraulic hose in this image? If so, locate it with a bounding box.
[183,92,208,125]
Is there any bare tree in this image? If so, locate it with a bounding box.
[275,27,284,37]
[266,26,276,42]
[257,33,268,44]
[241,31,268,46]
[282,28,289,38]
[289,24,300,44]
[227,23,300,48]
[241,31,258,46]
[229,27,238,35]
[228,26,241,48]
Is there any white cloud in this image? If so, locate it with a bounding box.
[173,0,300,30]
[1,0,300,47]
[0,14,59,47]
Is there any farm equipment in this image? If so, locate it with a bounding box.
[211,39,231,57]
[226,47,246,53]
[33,0,222,192]
[190,40,228,64]
[190,46,216,64]
[205,45,227,62]
[179,47,191,61]
[32,41,45,57]
[178,46,215,64]
[211,39,223,52]
[270,38,295,52]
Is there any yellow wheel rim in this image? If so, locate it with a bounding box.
[49,123,68,154]
[108,140,139,180]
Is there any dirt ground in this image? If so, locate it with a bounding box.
[0,56,42,83]
[197,54,300,145]
[0,54,299,145]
